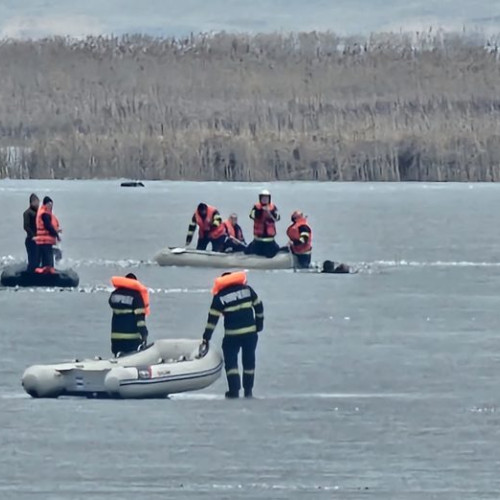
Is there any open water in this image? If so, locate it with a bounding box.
[0,180,499,499]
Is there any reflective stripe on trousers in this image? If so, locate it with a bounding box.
[222,333,258,394]
[111,332,142,340]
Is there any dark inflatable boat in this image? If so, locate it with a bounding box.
[120,181,145,187]
[1,264,79,288]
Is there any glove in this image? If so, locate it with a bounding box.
[292,239,301,245]
[185,238,192,247]
[198,339,209,358]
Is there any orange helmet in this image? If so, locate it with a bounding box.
[291,210,303,222]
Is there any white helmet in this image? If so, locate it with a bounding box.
[259,189,271,197]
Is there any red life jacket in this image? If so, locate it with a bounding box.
[194,205,226,239]
[223,220,243,241]
[252,202,277,239]
[111,276,150,315]
[286,217,312,255]
[224,220,235,238]
[35,205,59,245]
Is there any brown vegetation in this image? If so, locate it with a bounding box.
[0,31,500,181]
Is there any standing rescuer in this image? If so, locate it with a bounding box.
[34,196,61,274]
[185,202,227,252]
[286,210,313,268]
[23,193,39,272]
[245,189,281,258]
[109,273,150,357]
[201,271,264,399]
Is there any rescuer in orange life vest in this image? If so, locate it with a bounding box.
[223,213,247,253]
[244,189,281,258]
[34,196,62,274]
[286,210,313,269]
[185,203,227,252]
[109,273,150,357]
[201,271,264,399]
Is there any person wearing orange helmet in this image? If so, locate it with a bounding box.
[286,210,313,268]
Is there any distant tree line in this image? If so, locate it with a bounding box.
[0,31,500,181]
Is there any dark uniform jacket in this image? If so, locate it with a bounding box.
[109,287,148,342]
[23,207,37,239]
[203,284,264,341]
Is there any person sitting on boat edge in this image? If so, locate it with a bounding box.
[23,193,40,272]
[286,210,313,269]
[244,189,281,258]
[185,203,227,252]
[223,213,247,253]
[34,196,61,274]
[201,271,264,399]
[109,273,150,357]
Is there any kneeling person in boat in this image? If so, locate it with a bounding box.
[223,213,246,253]
[186,203,227,252]
[286,210,312,269]
[245,189,281,258]
[109,273,150,357]
[201,271,264,399]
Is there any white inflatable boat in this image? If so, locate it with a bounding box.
[154,247,294,269]
[21,339,223,399]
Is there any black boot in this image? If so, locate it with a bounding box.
[243,372,254,398]
[225,370,241,399]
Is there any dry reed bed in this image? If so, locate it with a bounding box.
[0,32,499,180]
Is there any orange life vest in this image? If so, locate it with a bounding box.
[111,276,150,315]
[212,271,247,295]
[286,217,312,255]
[35,205,59,245]
[224,220,236,238]
[252,202,277,238]
[223,220,243,241]
[194,205,226,239]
